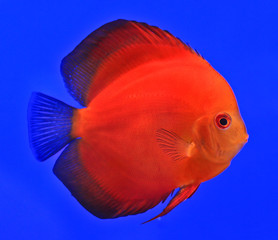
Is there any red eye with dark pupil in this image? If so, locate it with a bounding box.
[216,113,231,129]
[220,118,228,126]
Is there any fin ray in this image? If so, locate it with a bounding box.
[156,128,195,161]
[143,184,200,224]
[28,92,75,161]
[53,139,172,219]
[61,19,199,106]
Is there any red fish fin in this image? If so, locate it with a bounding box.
[53,139,170,219]
[61,19,200,106]
[156,128,195,161]
[143,184,200,224]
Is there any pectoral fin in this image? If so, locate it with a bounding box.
[143,184,200,224]
[156,128,195,161]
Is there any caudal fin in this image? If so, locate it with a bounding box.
[28,92,76,161]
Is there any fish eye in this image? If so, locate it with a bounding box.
[215,113,231,129]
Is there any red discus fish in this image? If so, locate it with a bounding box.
[28,19,248,222]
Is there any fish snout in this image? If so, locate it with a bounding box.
[244,133,249,143]
[240,133,249,145]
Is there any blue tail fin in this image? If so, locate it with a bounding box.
[28,92,76,161]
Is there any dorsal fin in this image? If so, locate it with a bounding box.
[61,19,199,106]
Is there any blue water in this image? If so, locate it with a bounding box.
[1,1,277,239]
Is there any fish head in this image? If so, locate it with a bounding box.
[193,110,248,164]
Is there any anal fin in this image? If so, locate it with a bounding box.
[53,139,171,219]
[53,139,120,219]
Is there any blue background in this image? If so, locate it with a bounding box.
[1,0,277,239]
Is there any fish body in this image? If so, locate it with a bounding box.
[28,20,248,222]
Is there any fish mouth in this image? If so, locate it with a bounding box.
[242,133,249,144]
[215,133,249,162]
